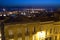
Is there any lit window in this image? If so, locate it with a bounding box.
[0,32,1,37]
[50,28,52,34]
[8,30,14,39]
[25,36,29,40]
[54,28,57,34]
[17,29,22,34]
[25,27,29,33]
[32,34,36,40]
[32,27,36,34]
[25,27,30,36]
[18,37,22,40]
[40,27,42,31]
[8,30,13,35]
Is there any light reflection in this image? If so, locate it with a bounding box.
[37,31,46,38]
[32,31,46,40]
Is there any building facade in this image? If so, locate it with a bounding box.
[4,21,60,40]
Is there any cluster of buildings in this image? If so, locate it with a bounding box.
[0,8,54,17]
[0,8,60,22]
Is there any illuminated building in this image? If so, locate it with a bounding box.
[4,21,60,40]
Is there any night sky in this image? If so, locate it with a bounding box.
[0,0,60,8]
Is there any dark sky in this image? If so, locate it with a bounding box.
[0,0,60,8]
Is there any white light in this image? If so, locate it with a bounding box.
[9,12,13,14]
[32,31,46,40]
[0,38,1,40]
[3,14,6,16]
[21,12,24,15]
[33,34,36,40]
[37,31,46,39]
[23,12,26,15]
